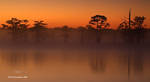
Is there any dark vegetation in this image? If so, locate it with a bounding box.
[0,14,150,49]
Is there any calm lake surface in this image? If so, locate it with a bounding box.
[0,47,150,82]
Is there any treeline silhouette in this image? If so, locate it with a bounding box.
[0,15,150,48]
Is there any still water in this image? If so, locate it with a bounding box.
[0,47,150,82]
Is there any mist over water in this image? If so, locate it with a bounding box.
[0,45,150,82]
[0,23,150,82]
[0,28,150,49]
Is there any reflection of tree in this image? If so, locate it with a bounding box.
[32,51,47,66]
[0,50,48,68]
[133,55,143,74]
[128,47,144,79]
[132,47,144,74]
[1,51,27,67]
[90,54,106,73]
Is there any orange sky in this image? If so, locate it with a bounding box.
[0,0,150,29]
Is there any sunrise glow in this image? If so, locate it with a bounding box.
[0,0,150,28]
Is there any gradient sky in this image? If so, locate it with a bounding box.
[0,0,150,28]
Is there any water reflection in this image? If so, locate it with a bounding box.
[0,48,149,82]
[127,46,149,81]
[1,51,28,67]
[89,53,106,73]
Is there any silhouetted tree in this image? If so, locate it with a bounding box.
[31,21,48,43]
[118,18,134,44]
[89,15,110,43]
[5,18,29,32]
[19,20,29,32]
[1,24,8,29]
[118,16,146,30]
[118,20,130,30]
[133,16,146,29]
[2,18,29,41]
[133,16,146,44]
[118,19,135,30]
[118,16,146,44]
[32,21,47,29]
[89,15,110,30]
